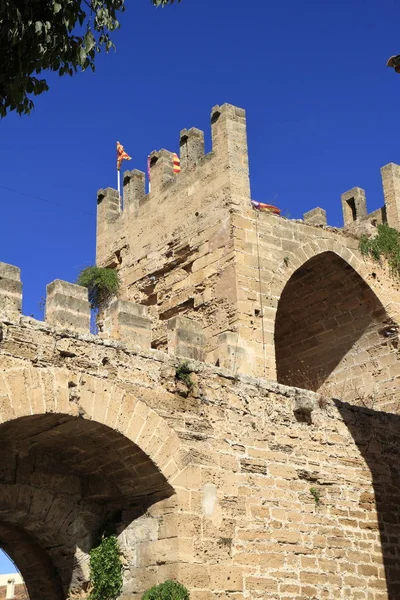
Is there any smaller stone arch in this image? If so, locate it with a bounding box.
[274,250,400,410]
[0,366,189,600]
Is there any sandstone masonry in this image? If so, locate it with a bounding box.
[1,104,400,600]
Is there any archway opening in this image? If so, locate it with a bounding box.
[0,414,174,600]
[0,548,28,600]
[274,252,399,408]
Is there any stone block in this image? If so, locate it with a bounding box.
[381,163,400,230]
[102,300,152,349]
[303,207,327,226]
[148,149,175,194]
[180,128,204,170]
[97,187,120,222]
[216,331,247,373]
[123,170,145,213]
[167,317,205,361]
[45,280,90,333]
[341,187,367,226]
[0,262,22,316]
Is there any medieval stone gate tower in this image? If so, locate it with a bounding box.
[1,104,400,599]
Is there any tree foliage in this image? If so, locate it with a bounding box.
[0,0,180,117]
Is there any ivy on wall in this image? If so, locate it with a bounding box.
[359,223,400,275]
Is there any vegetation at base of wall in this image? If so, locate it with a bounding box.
[77,266,119,310]
[89,534,123,600]
[310,487,322,506]
[142,580,190,600]
[175,360,194,390]
[359,223,400,275]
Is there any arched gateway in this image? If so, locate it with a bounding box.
[0,368,184,600]
[3,103,400,600]
[274,250,400,409]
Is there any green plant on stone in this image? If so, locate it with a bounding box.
[142,580,190,600]
[175,360,194,390]
[359,223,400,275]
[89,534,123,600]
[77,266,119,311]
[310,487,322,507]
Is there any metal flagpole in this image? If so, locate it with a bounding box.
[147,155,151,193]
[117,168,121,210]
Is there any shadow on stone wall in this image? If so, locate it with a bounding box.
[0,414,174,600]
[335,399,400,598]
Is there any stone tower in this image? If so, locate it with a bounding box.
[97,103,400,411]
[1,104,400,600]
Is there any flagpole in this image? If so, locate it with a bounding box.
[147,155,151,194]
[117,168,122,211]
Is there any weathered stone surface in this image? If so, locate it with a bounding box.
[0,262,22,316]
[167,316,205,361]
[0,316,400,600]
[45,280,90,333]
[303,206,327,226]
[2,103,400,600]
[96,104,400,411]
[101,299,152,349]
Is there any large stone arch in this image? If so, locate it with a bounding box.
[0,365,186,599]
[273,248,400,410]
[269,238,400,321]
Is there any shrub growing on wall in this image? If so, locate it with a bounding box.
[359,223,400,275]
[89,535,123,600]
[142,580,190,600]
[77,266,119,310]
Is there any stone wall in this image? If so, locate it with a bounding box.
[232,207,400,410]
[0,299,400,599]
[2,102,400,598]
[96,104,250,358]
[95,104,400,410]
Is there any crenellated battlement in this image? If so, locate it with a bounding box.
[91,103,400,399]
[96,104,250,270]
[5,103,400,412]
[0,261,208,364]
[304,162,400,232]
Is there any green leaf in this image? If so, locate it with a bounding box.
[0,0,182,117]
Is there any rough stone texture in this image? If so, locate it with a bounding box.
[2,103,400,599]
[0,315,400,600]
[303,207,327,226]
[96,103,400,410]
[341,187,367,226]
[101,299,152,349]
[167,316,206,361]
[46,280,90,333]
[381,163,400,230]
[0,262,22,317]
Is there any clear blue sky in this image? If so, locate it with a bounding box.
[0,551,17,574]
[0,0,399,318]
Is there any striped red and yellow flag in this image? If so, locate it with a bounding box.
[173,153,181,174]
[117,141,132,171]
